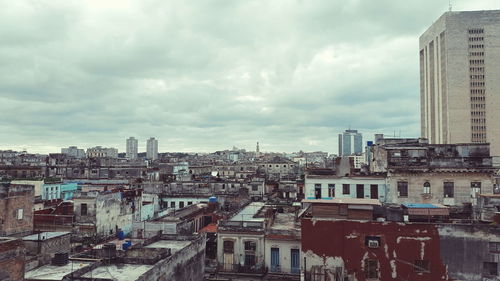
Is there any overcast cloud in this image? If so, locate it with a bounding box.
[0,0,498,154]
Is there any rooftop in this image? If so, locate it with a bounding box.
[25,262,92,280]
[81,264,153,281]
[144,240,191,254]
[230,202,265,222]
[23,232,70,241]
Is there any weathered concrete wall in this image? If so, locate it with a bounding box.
[264,238,301,275]
[0,238,26,281]
[24,233,71,266]
[438,224,500,281]
[0,184,34,236]
[217,232,265,269]
[137,235,206,281]
[387,171,493,206]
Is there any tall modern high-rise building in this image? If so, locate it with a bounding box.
[338,129,363,156]
[420,10,500,156]
[126,137,138,159]
[146,137,158,160]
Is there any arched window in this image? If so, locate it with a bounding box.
[423,182,431,194]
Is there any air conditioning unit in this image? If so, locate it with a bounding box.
[368,240,379,248]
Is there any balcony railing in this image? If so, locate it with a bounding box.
[218,263,267,274]
[269,265,301,275]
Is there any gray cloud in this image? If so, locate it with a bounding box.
[0,0,498,154]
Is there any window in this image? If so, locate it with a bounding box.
[365,236,381,248]
[423,182,431,194]
[471,182,481,198]
[81,203,88,216]
[314,184,322,199]
[328,184,335,197]
[443,182,454,198]
[489,242,500,253]
[16,208,24,220]
[370,184,379,199]
[342,184,350,195]
[245,241,256,251]
[170,202,176,208]
[356,184,364,198]
[179,201,185,208]
[252,184,258,191]
[187,201,192,205]
[271,248,280,272]
[223,240,234,253]
[398,181,408,197]
[244,241,257,267]
[483,262,498,276]
[364,259,378,279]
[414,260,430,273]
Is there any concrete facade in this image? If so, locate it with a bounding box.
[387,170,494,206]
[420,11,500,157]
[146,137,158,160]
[126,137,139,160]
[305,175,387,202]
[0,184,34,236]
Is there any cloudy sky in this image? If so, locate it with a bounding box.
[0,0,498,154]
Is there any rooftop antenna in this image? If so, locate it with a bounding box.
[449,0,452,11]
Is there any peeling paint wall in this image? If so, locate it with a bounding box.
[301,219,452,281]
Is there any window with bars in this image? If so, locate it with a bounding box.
[364,259,378,279]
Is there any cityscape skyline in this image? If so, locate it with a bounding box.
[1,1,499,155]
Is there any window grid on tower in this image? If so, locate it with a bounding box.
[468,28,486,143]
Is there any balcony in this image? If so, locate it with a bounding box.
[218,263,267,275]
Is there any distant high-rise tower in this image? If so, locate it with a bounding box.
[420,10,500,156]
[338,129,363,156]
[146,137,158,160]
[126,137,138,159]
[256,142,260,157]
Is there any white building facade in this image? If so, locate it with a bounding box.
[420,11,500,157]
[146,137,158,160]
[304,175,387,202]
[126,137,138,159]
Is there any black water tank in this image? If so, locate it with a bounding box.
[53,252,69,266]
[103,243,117,259]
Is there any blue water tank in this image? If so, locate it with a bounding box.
[122,240,132,251]
[117,230,125,240]
[209,196,217,203]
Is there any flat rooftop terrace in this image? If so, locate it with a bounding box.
[81,264,153,281]
[144,240,191,254]
[230,202,265,222]
[25,262,92,280]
